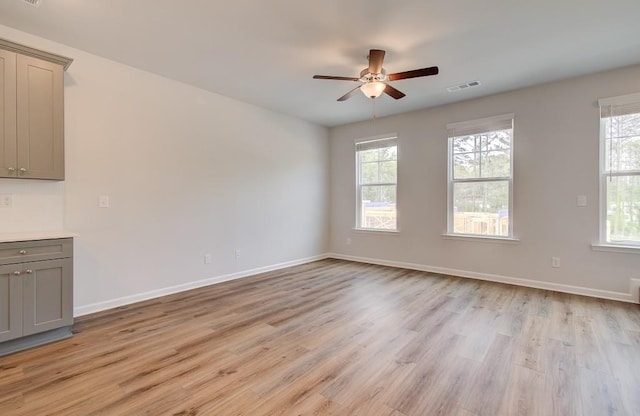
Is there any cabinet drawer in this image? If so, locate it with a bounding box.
[0,239,72,265]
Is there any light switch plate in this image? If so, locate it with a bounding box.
[0,194,13,208]
[98,195,110,208]
[577,195,587,207]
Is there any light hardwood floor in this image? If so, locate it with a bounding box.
[1,259,639,415]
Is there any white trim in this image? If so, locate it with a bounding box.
[352,228,401,235]
[327,253,637,304]
[74,254,329,317]
[447,116,514,238]
[631,278,640,303]
[591,243,640,254]
[598,117,607,244]
[446,113,515,133]
[353,132,398,145]
[355,134,399,232]
[598,92,640,107]
[441,233,520,244]
[598,95,640,246]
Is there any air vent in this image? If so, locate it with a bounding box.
[22,0,41,7]
[447,80,481,92]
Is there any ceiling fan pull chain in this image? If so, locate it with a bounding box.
[372,99,377,122]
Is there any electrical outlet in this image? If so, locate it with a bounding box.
[204,254,212,264]
[577,195,587,207]
[235,249,241,259]
[551,257,561,268]
[0,194,13,208]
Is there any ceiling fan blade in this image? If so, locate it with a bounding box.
[368,49,385,74]
[387,66,439,81]
[383,84,406,100]
[337,86,362,101]
[313,75,360,81]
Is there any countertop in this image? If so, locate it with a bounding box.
[0,231,78,243]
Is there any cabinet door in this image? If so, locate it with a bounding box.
[16,54,64,180]
[0,49,17,178]
[22,258,73,336]
[0,264,22,342]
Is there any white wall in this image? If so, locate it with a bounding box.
[0,25,330,313]
[330,64,640,300]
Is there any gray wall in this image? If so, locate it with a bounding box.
[329,64,640,299]
[0,25,330,314]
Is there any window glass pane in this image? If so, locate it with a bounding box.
[453,130,511,179]
[358,145,397,184]
[453,136,477,154]
[360,161,379,184]
[482,130,511,151]
[481,150,511,178]
[605,136,640,172]
[360,148,379,163]
[360,185,397,229]
[379,161,397,182]
[606,175,640,244]
[453,153,479,179]
[453,181,509,236]
[379,146,397,161]
[604,112,640,139]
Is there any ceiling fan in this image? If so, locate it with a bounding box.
[313,49,439,101]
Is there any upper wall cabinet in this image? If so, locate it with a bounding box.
[0,39,72,181]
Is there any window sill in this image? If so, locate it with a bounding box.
[441,233,520,244]
[352,228,400,235]
[591,243,640,254]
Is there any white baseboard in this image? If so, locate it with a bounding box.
[74,254,329,317]
[75,252,638,317]
[631,278,640,303]
[328,253,639,304]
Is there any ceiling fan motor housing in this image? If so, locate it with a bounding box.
[360,68,387,82]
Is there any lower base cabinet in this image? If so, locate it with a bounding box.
[0,238,73,355]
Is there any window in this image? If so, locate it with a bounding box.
[356,136,398,230]
[447,114,514,238]
[599,92,640,246]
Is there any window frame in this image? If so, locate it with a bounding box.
[598,92,640,248]
[446,114,515,239]
[354,134,399,232]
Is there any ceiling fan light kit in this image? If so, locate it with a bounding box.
[21,0,41,7]
[313,49,439,102]
[360,81,386,99]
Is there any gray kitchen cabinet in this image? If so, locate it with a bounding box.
[0,238,74,356]
[0,263,22,343]
[0,38,72,180]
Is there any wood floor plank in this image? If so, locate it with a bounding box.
[460,333,516,415]
[578,366,626,415]
[543,338,583,416]
[513,314,549,372]
[0,259,638,415]
[497,364,546,416]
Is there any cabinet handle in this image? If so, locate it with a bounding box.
[25,269,33,274]
[19,250,27,255]
[19,167,27,174]
[8,167,15,173]
[13,271,21,276]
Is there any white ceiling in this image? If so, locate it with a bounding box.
[1,0,639,127]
